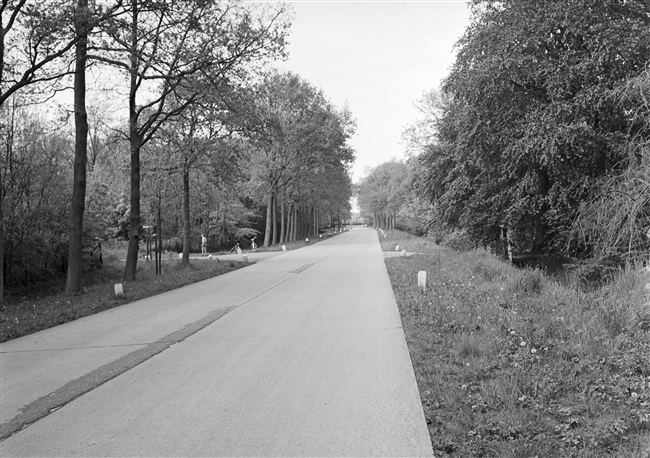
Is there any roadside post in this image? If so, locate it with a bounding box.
[417,271,427,292]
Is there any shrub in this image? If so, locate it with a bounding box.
[445,230,475,252]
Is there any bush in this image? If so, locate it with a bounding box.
[445,230,475,251]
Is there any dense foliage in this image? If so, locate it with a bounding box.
[410,0,650,264]
[358,160,411,231]
[243,71,355,247]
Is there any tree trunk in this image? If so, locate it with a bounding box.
[272,195,278,246]
[0,103,9,306]
[156,194,162,275]
[290,203,296,242]
[123,139,142,281]
[0,162,3,307]
[0,0,3,308]
[306,206,312,238]
[222,204,227,243]
[286,203,292,243]
[303,206,308,238]
[296,205,301,239]
[280,196,286,244]
[500,225,509,260]
[532,169,550,252]
[263,195,272,247]
[66,0,90,294]
[123,1,142,282]
[507,227,514,263]
[181,165,190,264]
[299,205,304,239]
[293,203,298,241]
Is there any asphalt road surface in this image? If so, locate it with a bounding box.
[0,227,433,457]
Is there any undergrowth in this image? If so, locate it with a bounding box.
[384,230,650,457]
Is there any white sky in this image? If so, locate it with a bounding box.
[277,1,472,183]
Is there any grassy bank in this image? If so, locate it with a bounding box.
[378,228,444,254]
[0,257,245,343]
[383,230,650,457]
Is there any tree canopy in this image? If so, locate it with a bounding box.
[411,0,650,260]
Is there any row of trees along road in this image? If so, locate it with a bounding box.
[357,160,409,231]
[398,0,650,268]
[0,1,356,306]
[244,72,355,247]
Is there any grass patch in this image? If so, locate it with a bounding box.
[377,228,444,253]
[384,230,650,457]
[0,257,245,343]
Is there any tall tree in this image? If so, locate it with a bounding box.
[569,68,650,265]
[358,160,409,230]
[417,0,650,255]
[92,0,289,280]
[66,0,91,294]
[158,99,239,264]
[244,72,354,246]
[1,1,124,296]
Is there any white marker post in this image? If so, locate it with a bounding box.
[242,255,248,263]
[114,283,124,297]
[417,271,427,292]
[282,245,287,251]
[401,250,407,257]
[395,245,400,251]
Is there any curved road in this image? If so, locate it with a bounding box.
[0,227,432,457]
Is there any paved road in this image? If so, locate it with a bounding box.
[0,227,432,457]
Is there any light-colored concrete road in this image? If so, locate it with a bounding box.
[0,227,432,457]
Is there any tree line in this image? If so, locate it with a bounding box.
[1,0,355,305]
[359,0,650,272]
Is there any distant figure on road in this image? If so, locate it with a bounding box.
[251,236,258,252]
[201,234,207,256]
[230,242,241,254]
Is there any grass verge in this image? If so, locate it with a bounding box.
[378,228,444,253]
[383,230,650,457]
[0,258,245,343]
